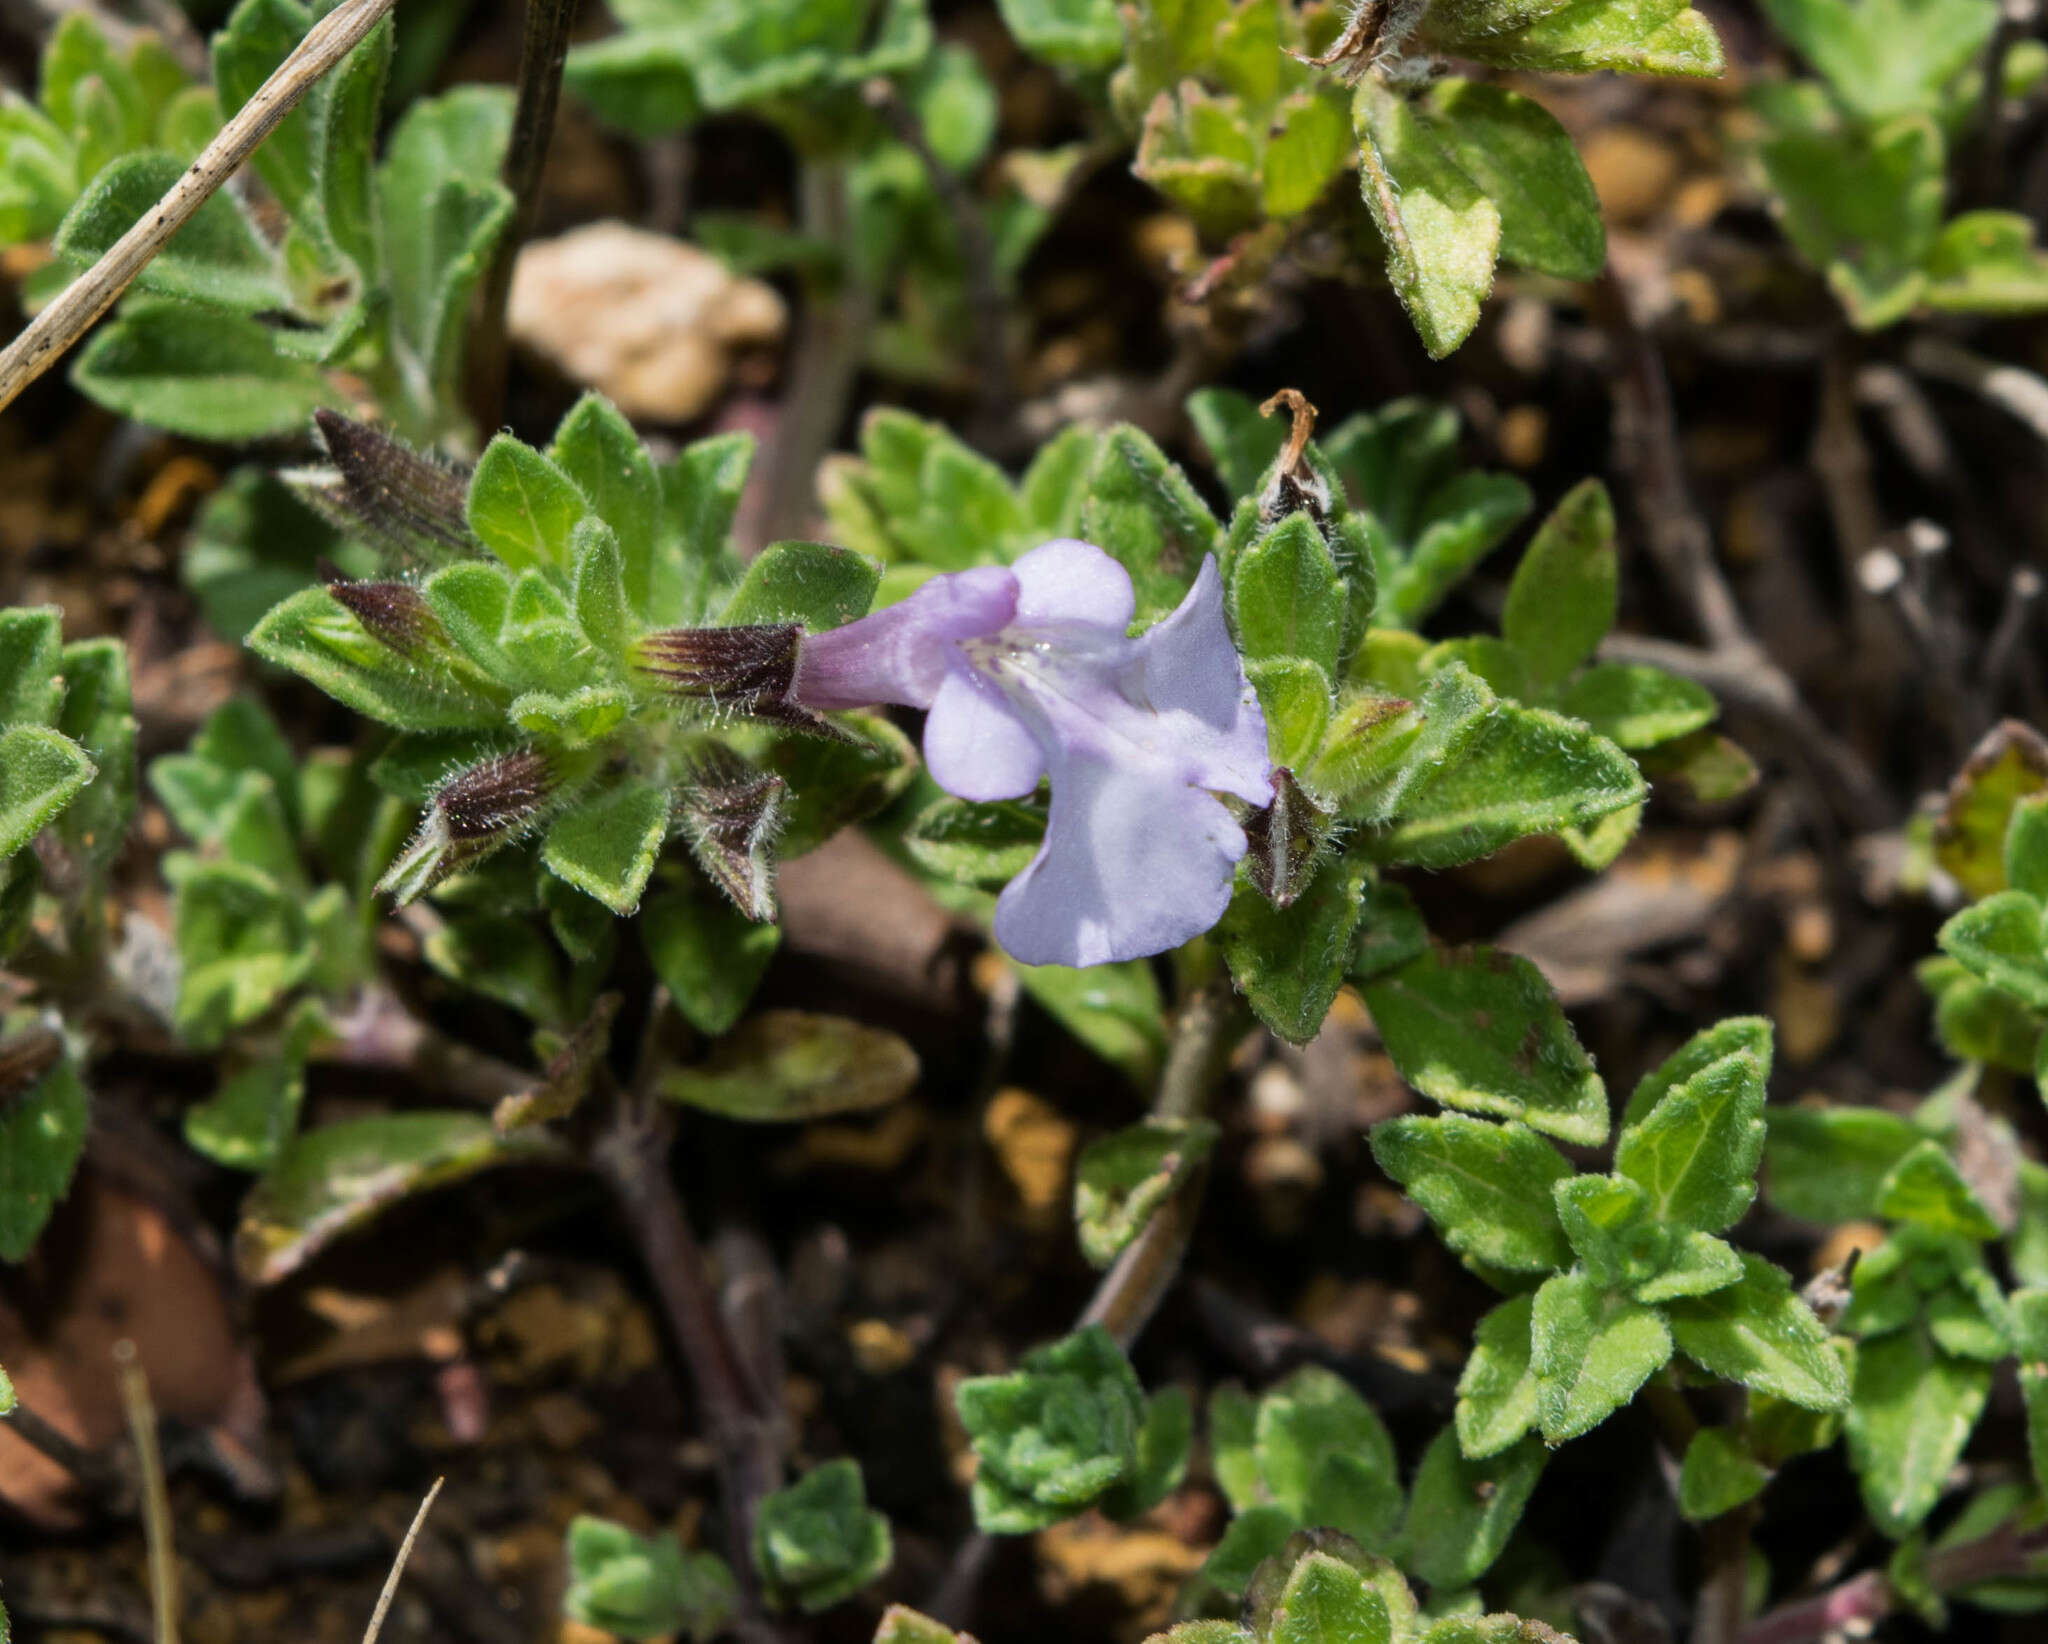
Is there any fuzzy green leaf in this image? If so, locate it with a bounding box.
[1231,512,1344,675]
[1758,0,1994,123]
[1013,960,1168,1088]
[1939,888,2048,1011]
[1365,946,1609,1145]
[469,436,589,575]
[995,0,1122,69]
[1845,1326,1991,1536]
[1217,853,1369,1044]
[722,541,880,630]
[213,0,320,218]
[1923,211,2048,315]
[1079,426,1219,622]
[752,1459,892,1613]
[1676,1427,1770,1522]
[1371,1115,1574,1275]
[1398,1430,1545,1588]
[1614,1033,1767,1234]
[2013,1289,2048,1490]
[641,882,781,1037]
[1254,1366,1402,1544]
[56,151,283,312]
[1500,479,1616,687]
[1874,1139,2002,1240]
[552,395,663,615]
[72,299,335,441]
[317,15,389,275]
[542,776,670,915]
[0,725,93,861]
[52,638,136,878]
[564,1517,735,1642]
[0,1052,88,1262]
[1530,1270,1673,1443]
[1074,1118,1220,1268]
[1456,1292,1539,1458]
[1355,82,1501,359]
[249,586,506,732]
[1556,664,1717,750]
[1666,1252,1850,1410]
[1267,1552,1393,1644]
[904,795,1045,888]
[1416,82,1604,282]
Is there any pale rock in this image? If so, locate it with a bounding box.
[507,221,786,422]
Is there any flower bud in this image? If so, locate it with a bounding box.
[378,748,564,904]
[1242,766,1329,907]
[675,748,785,921]
[635,623,840,736]
[289,410,474,565]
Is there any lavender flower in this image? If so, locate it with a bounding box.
[794,539,1273,967]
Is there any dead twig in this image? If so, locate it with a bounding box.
[1909,333,2048,445]
[0,0,398,415]
[362,1478,444,1644]
[113,1341,176,1644]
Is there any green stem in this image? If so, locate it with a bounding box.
[468,0,583,432]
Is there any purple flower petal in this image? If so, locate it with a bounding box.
[992,744,1249,967]
[1009,538,1137,632]
[1124,556,1273,807]
[924,666,1044,801]
[795,565,1016,710]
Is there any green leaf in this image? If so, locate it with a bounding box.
[957,1325,1144,1532]
[1255,1366,1402,1544]
[1074,1119,1221,1268]
[316,15,389,276]
[1355,81,1501,360]
[659,1009,919,1121]
[873,1608,976,1644]
[1415,82,1605,282]
[469,435,589,576]
[1371,1115,1573,1275]
[1398,1430,1546,1588]
[540,777,670,916]
[1263,89,1353,219]
[912,42,998,172]
[1383,473,1534,629]
[1757,111,1944,329]
[1939,889,2048,1011]
[1457,1292,1539,1458]
[0,1361,13,1413]
[994,0,1122,70]
[1103,1386,1194,1520]
[2014,1289,2048,1490]
[2005,792,2048,902]
[1874,1139,2002,1240]
[1365,946,1609,1146]
[565,1516,736,1643]
[1666,1253,1850,1410]
[1765,1103,1921,1222]
[722,541,880,630]
[378,87,514,410]
[1845,1327,1991,1536]
[184,1002,322,1171]
[72,299,335,441]
[0,725,93,860]
[56,151,283,312]
[236,1110,559,1284]
[1249,659,1335,774]
[1500,479,1615,687]
[248,586,505,732]
[904,795,1045,888]
[53,638,136,878]
[1614,1032,1767,1234]
[1923,211,2048,314]
[1372,702,1645,870]
[512,685,630,747]
[1634,1230,1745,1304]
[1932,971,2041,1071]
[1014,960,1168,1088]
[213,0,319,218]
[1530,1270,1673,1443]
[1267,1552,1393,1644]
[1079,426,1219,623]
[1188,388,1287,502]
[752,1459,892,1613]
[1217,853,1369,1045]
[1208,1383,1263,1512]
[1556,664,1717,749]
[570,519,634,664]
[170,859,312,1046]
[1552,1173,1656,1290]
[0,605,63,726]
[1758,0,1995,123]
[1676,1427,1770,1522]
[642,881,780,1037]
[426,913,568,1027]
[1231,512,1344,675]
[1937,719,2048,898]
[0,1052,88,1262]
[1426,0,1723,75]
[552,394,662,617]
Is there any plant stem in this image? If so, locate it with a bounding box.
[0,0,399,414]
[588,1087,784,1613]
[1078,973,1246,1348]
[755,157,873,549]
[469,0,583,432]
